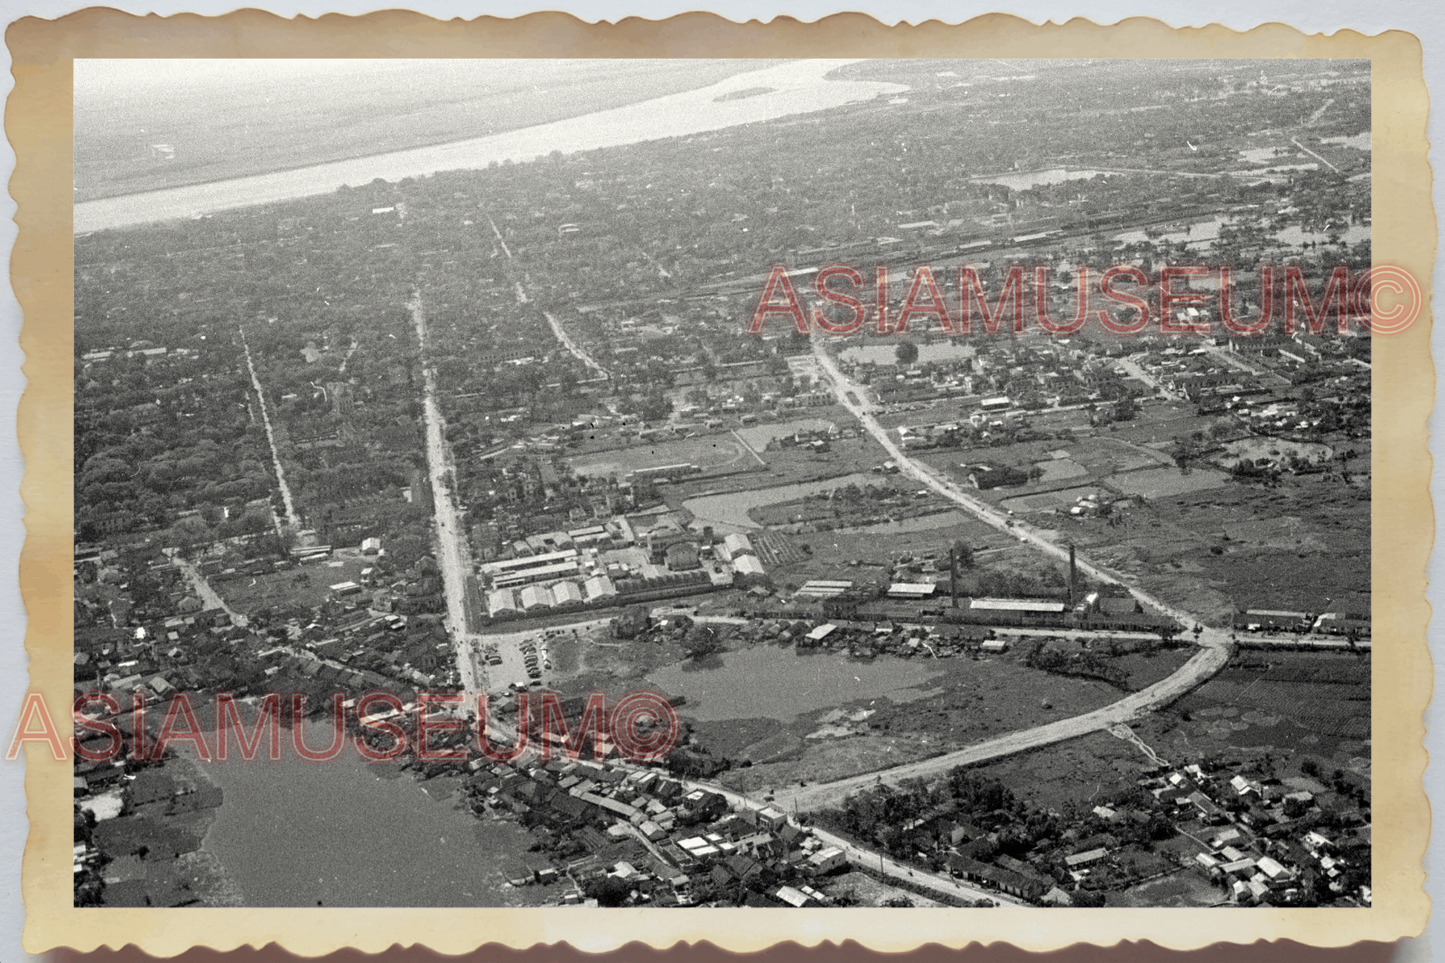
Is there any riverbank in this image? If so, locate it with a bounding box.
[76,61,903,232]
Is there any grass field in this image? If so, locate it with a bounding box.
[1107,466,1230,498]
[213,553,375,615]
[566,432,759,478]
[1177,651,1370,741]
[1060,467,1368,623]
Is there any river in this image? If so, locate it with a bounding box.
[75,61,904,233]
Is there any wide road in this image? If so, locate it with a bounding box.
[409,293,487,700]
[765,640,1228,813]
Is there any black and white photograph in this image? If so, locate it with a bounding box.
[70,56,1375,913]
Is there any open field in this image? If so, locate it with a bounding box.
[1107,872,1224,908]
[735,415,844,450]
[1107,467,1230,498]
[709,642,1194,794]
[212,553,375,615]
[824,872,946,908]
[566,432,757,478]
[1048,468,1369,623]
[761,516,1015,591]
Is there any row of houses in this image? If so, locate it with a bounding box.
[469,754,854,907]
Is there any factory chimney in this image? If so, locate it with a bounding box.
[1068,544,1077,608]
[950,547,960,607]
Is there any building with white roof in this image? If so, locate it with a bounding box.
[551,581,584,606]
[519,585,553,610]
[733,554,765,576]
[970,597,1066,613]
[488,589,518,617]
[584,574,616,600]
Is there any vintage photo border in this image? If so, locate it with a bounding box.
[8,9,1434,955]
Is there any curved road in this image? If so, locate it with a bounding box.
[756,338,1235,812]
[765,639,1227,813]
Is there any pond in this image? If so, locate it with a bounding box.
[195,743,546,907]
[970,168,1109,191]
[648,644,948,722]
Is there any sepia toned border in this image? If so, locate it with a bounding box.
[8,9,1433,956]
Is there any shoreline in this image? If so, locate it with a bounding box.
[74,61,779,206]
[74,62,901,233]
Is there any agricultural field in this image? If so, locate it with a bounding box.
[1106,466,1230,498]
[1054,471,1369,623]
[1175,651,1371,742]
[1000,486,1099,514]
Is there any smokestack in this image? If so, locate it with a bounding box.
[950,547,959,607]
[1068,544,1077,607]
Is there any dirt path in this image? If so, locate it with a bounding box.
[238,327,301,533]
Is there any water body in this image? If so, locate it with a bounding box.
[195,745,545,907]
[1321,132,1371,151]
[648,645,946,722]
[970,168,1109,191]
[681,471,877,532]
[1112,216,1368,250]
[839,341,977,367]
[76,61,904,233]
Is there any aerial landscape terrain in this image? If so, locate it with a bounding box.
[72,57,1371,910]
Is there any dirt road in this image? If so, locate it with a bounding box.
[764,639,1229,812]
